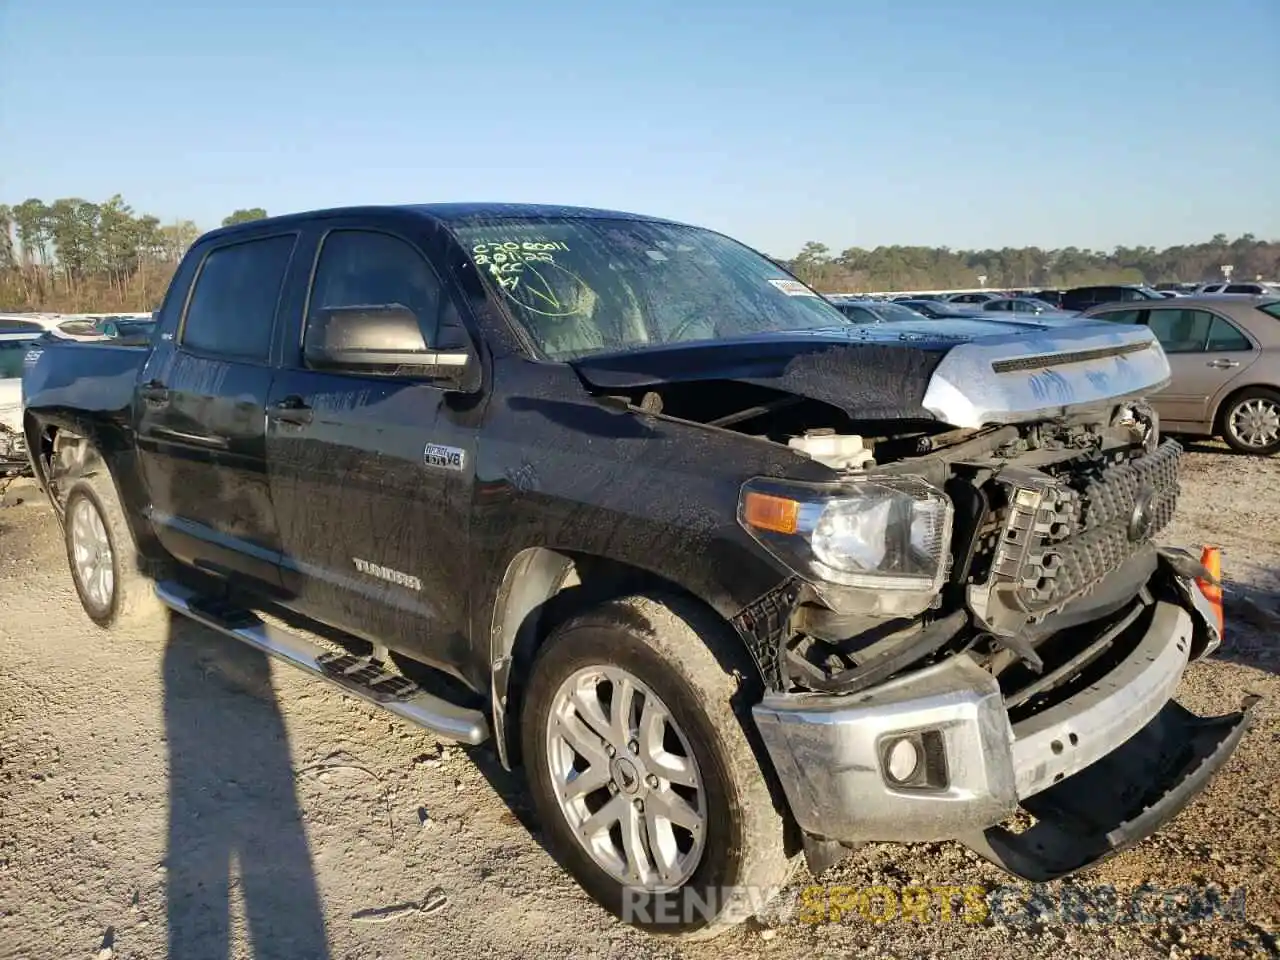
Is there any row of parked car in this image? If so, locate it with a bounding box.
[861,281,1280,314]
[0,313,158,475]
[826,289,1280,456]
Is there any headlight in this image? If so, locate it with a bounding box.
[738,475,954,617]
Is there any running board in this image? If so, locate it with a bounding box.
[155,580,490,745]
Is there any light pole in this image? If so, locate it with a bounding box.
[977,274,987,289]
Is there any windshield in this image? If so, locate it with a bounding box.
[0,338,36,379]
[451,218,852,359]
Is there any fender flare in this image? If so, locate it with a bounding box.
[487,547,579,769]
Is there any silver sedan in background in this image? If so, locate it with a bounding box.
[1084,295,1280,455]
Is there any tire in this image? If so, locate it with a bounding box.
[1220,387,1280,456]
[63,472,165,628]
[520,593,794,938]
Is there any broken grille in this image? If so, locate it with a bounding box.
[990,440,1181,614]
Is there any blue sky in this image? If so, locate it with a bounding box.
[1,0,1277,256]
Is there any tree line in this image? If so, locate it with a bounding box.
[782,235,1280,293]
[1,193,1276,311]
[0,197,267,313]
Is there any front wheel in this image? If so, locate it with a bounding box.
[1222,387,1280,456]
[520,594,793,938]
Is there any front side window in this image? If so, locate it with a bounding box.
[1145,309,1215,353]
[305,230,444,351]
[450,218,850,360]
[182,235,297,361]
[1258,301,1280,319]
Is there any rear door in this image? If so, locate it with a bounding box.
[1141,306,1259,428]
[265,222,480,674]
[134,232,298,588]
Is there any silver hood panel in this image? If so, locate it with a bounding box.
[921,324,1171,428]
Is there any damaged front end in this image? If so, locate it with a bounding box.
[726,331,1254,882]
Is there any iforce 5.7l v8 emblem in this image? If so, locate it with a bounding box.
[424,443,466,472]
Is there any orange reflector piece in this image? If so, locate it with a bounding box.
[1196,545,1224,638]
[743,492,801,534]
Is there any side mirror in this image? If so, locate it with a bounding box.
[304,304,471,385]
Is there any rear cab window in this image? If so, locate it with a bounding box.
[181,235,297,362]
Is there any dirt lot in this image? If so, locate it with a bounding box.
[1,443,1278,960]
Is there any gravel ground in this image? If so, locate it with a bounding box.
[0,442,1277,960]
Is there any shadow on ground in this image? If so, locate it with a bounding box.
[1216,582,1280,677]
[1174,436,1279,460]
[163,611,330,960]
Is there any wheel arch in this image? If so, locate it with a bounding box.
[486,546,763,770]
[35,422,168,564]
[1212,381,1280,435]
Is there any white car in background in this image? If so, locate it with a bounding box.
[0,321,44,474]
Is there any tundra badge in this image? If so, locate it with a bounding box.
[353,557,423,592]
[424,443,466,471]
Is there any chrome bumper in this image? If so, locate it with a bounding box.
[753,587,1232,849]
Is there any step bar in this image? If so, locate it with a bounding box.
[155,580,490,745]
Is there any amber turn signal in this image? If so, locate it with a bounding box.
[742,492,801,535]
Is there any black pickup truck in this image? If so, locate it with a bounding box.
[21,204,1252,935]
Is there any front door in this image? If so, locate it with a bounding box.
[135,233,299,588]
[265,226,478,675]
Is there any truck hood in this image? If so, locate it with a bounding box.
[571,321,1172,429]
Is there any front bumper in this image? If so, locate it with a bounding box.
[753,573,1254,881]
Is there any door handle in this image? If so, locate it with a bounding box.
[267,395,313,425]
[138,379,170,405]
[1206,358,1241,369]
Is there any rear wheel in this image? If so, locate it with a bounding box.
[64,473,165,628]
[520,593,793,937]
[1221,387,1280,456]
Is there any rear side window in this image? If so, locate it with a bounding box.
[182,235,296,361]
[1145,309,1215,353]
[1206,315,1252,351]
[1223,284,1260,294]
[1259,302,1280,319]
[305,230,443,351]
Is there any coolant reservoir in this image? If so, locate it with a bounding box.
[787,432,876,471]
